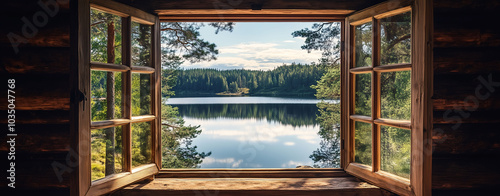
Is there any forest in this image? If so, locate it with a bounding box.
[89,7,411,181]
[171,63,326,97]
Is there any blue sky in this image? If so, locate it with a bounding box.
[181,22,323,70]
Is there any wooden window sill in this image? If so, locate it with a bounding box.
[111,170,396,196]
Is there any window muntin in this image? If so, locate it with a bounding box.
[348,10,412,181]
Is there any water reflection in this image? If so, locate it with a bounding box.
[172,104,318,127]
[166,97,340,168]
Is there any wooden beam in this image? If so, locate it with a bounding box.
[90,0,155,25]
[152,17,162,169]
[348,0,413,24]
[91,119,130,130]
[350,115,373,124]
[411,0,433,195]
[374,6,412,19]
[71,0,91,195]
[131,115,156,123]
[86,163,158,196]
[91,62,130,72]
[346,163,411,196]
[114,176,389,196]
[374,118,411,130]
[131,66,155,74]
[373,63,411,72]
[160,16,345,22]
[157,169,349,178]
[350,66,373,74]
[156,9,355,15]
[122,16,132,174]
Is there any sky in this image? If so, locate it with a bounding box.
[179,22,323,71]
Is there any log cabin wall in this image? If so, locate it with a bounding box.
[432,0,500,195]
[0,0,72,195]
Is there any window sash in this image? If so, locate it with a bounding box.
[76,0,161,195]
[344,1,424,195]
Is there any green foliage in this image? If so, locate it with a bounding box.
[293,22,342,168]
[354,22,372,67]
[228,81,239,93]
[161,105,211,168]
[172,63,326,97]
[299,17,411,173]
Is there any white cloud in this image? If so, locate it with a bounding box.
[283,40,295,43]
[202,157,243,168]
[185,118,320,144]
[182,42,322,70]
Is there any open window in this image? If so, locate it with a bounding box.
[342,1,432,195]
[75,0,161,195]
[75,0,431,195]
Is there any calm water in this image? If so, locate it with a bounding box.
[166,96,336,168]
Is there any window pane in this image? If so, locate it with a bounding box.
[355,73,371,116]
[381,71,411,120]
[132,21,152,67]
[354,121,372,166]
[91,126,123,181]
[90,9,122,64]
[380,11,411,65]
[354,22,372,67]
[132,122,152,167]
[381,126,410,178]
[91,71,123,121]
[132,73,151,116]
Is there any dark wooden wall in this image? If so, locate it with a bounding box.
[0,0,72,195]
[432,0,500,195]
[114,0,386,13]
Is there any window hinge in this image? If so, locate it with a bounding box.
[341,41,345,52]
[341,138,345,150]
[71,89,88,111]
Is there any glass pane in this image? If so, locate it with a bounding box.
[354,22,372,67]
[90,9,122,64]
[132,122,152,167]
[91,71,123,121]
[381,71,411,120]
[132,73,151,116]
[355,73,371,116]
[354,121,372,166]
[91,126,123,181]
[380,11,411,65]
[132,21,152,67]
[381,126,411,178]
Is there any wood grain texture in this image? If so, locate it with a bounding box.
[112,177,393,196]
[158,169,350,178]
[432,0,500,193]
[147,0,386,11]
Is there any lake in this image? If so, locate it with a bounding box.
[165,96,339,168]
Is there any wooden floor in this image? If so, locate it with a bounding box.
[112,177,394,196]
